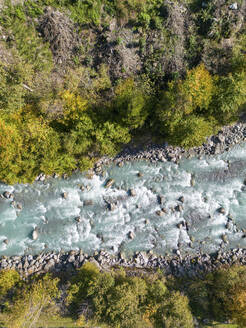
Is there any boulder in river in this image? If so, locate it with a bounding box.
[80,184,85,191]
[128,231,135,239]
[156,210,164,217]
[105,179,115,188]
[3,239,8,245]
[62,192,68,199]
[32,228,38,241]
[16,203,22,210]
[129,189,136,197]
[109,203,116,211]
[158,195,165,205]
[178,196,184,203]
[218,207,226,214]
[222,234,228,243]
[75,216,82,223]
[84,200,93,206]
[3,191,11,199]
[137,172,143,177]
[190,177,195,187]
[175,204,183,212]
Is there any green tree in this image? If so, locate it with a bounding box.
[114,78,149,130]
[209,265,246,327]
[0,270,20,299]
[5,273,60,328]
[209,71,246,124]
[155,291,194,328]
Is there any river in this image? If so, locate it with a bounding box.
[1,142,246,257]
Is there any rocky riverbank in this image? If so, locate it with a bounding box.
[1,248,246,278]
[34,121,246,181]
[93,121,246,172]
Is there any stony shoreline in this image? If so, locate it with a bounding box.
[1,248,246,278]
[93,121,246,170]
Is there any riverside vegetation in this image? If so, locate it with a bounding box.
[0,1,245,326]
[0,0,245,184]
[1,262,246,327]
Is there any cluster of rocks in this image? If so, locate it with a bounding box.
[1,248,246,278]
[94,122,246,170]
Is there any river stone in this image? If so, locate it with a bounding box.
[137,172,143,177]
[75,216,82,223]
[191,177,195,187]
[128,231,135,239]
[32,229,38,240]
[3,239,8,245]
[156,210,164,216]
[222,234,228,243]
[179,196,184,203]
[175,204,183,212]
[109,203,116,211]
[158,195,165,205]
[84,200,93,206]
[218,207,226,214]
[3,191,11,199]
[105,178,115,188]
[62,192,68,199]
[118,161,124,167]
[161,208,168,214]
[129,189,136,197]
[16,203,22,210]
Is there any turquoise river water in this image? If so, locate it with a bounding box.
[1,143,246,257]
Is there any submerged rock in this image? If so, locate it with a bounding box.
[84,200,93,206]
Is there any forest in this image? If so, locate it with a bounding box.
[0,0,245,184]
[1,263,246,327]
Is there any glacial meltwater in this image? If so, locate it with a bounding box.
[1,143,246,257]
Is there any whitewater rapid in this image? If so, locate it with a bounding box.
[1,143,246,257]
